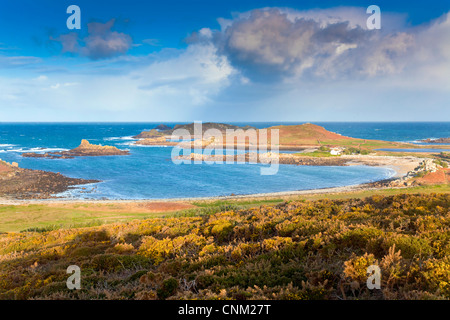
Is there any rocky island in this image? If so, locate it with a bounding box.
[22,140,130,159]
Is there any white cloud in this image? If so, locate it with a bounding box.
[35,75,48,81]
[133,44,234,105]
[406,12,450,90]
[48,82,78,90]
[0,55,42,68]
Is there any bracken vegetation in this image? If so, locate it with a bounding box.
[0,193,449,300]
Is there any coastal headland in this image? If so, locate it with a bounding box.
[0,159,98,199]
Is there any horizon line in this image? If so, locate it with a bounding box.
[1,121,450,124]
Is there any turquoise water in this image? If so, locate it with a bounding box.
[0,122,448,199]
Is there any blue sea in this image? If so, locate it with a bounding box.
[0,122,448,200]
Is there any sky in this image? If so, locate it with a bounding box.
[0,0,449,122]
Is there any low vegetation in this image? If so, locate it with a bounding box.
[298,146,372,157]
[341,147,370,156]
[297,151,338,158]
[438,152,450,161]
[435,157,449,168]
[0,193,449,300]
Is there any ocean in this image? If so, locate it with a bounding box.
[0,122,448,200]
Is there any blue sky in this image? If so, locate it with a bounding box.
[0,0,449,121]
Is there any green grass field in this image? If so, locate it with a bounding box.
[0,205,169,233]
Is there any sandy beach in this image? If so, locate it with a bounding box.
[340,155,422,178]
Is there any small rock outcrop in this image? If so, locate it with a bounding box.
[71,140,129,156]
[135,136,169,145]
[22,140,129,159]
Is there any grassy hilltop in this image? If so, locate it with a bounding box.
[269,123,446,153]
[271,123,354,145]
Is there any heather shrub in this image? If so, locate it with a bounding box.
[157,277,178,299]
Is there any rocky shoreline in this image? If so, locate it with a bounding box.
[135,138,310,151]
[0,159,99,199]
[175,152,348,166]
[419,138,450,144]
[22,140,129,159]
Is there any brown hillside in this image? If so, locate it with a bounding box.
[266,123,352,145]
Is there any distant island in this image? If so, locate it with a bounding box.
[133,122,255,142]
[134,122,407,151]
[169,122,256,135]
